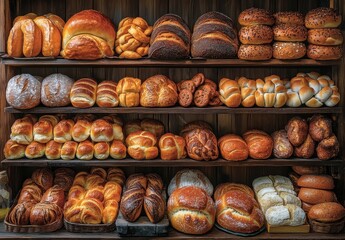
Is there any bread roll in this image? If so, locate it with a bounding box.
[218,78,241,107]
[273,24,307,42]
[308,202,345,223]
[41,73,74,107]
[265,204,306,226]
[316,134,339,160]
[61,141,78,160]
[126,131,158,160]
[94,142,110,160]
[70,78,97,108]
[10,116,34,145]
[76,140,94,160]
[273,42,306,60]
[33,119,54,143]
[54,119,74,143]
[6,74,41,109]
[238,44,273,60]
[96,80,119,107]
[45,140,62,160]
[294,134,315,159]
[72,119,92,142]
[286,117,308,147]
[307,44,342,60]
[308,28,343,46]
[25,141,46,159]
[110,140,126,159]
[238,8,275,26]
[243,130,273,159]
[239,25,273,44]
[41,185,65,208]
[274,12,305,25]
[218,134,248,161]
[305,7,342,29]
[32,168,54,191]
[90,119,114,142]
[297,175,334,190]
[168,169,213,196]
[298,187,336,205]
[159,133,186,160]
[116,77,141,107]
[61,9,115,59]
[4,140,26,159]
[140,75,178,107]
[271,130,293,159]
[18,183,42,204]
[39,115,59,127]
[167,186,216,234]
[30,202,63,225]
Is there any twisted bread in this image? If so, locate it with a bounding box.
[159,133,186,160]
[126,131,158,160]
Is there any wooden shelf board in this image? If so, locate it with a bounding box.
[1,58,341,67]
[4,106,343,114]
[1,158,342,168]
[0,223,343,239]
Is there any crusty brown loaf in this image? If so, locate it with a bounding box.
[298,187,336,205]
[239,25,273,44]
[308,202,345,223]
[316,134,339,160]
[274,11,305,25]
[140,75,178,107]
[285,117,308,147]
[292,166,325,175]
[214,183,255,201]
[167,186,216,235]
[238,44,273,61]
[271,130,293,159]
[218,134,248,161]
[32,168,54,191]
[8,202,35,225]
[238,8,275,26]
[70,78,97,108]
[297,175,334,190]
[159,133,186,160]
[308,28,343,46]
[243,130,273,159]
[61,10,116,59]
[294,134,315,159]
[308,115,333,142]
[273,24,307,42]
[305,7,342,29]
[307,44,342,60]
[273,42,306,60]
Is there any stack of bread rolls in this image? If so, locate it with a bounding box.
[253,175,306,226]
[214,183,264,233]
[7,13,65,58]
[115,17,152,59]
[61,10,116,59]
[272,12,307,59]
[149,14,190,59]
[167,169,215,234]
[120,173,165,223]
[305,7,343,60]
[237,8,274,60]
[178,73,222,107]
[64,168,124,224]
[191,11,238,59]
[7,168,72,226]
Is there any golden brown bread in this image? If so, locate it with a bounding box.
[218,134,248,161]
[45,140,62,160]
[294,134,315,159]
[308,28,343,46]
[214,183,255,201]
[307,44,342,60]
[4,140,26,159]
[61,10,115,59]
[54,119,74,143]
[10,116,35,145]
[159,133,186,160]
[110,140,127,159]
[90,119,114,142]
[96,80,119,108]
[116,77,141,107]
[218,78,241,107]
[76,140,94,160]
[273,24,307,42]
[70,78,98,108]
[271,130,293,159]
[297,175,334,190]
[140,75,178,107]
[239,25,273,44]
[33,119,54,144]
[25,141,46,159]
[238,8,275,26]
[273,42,306,60]
[72,119,92,142]
[316,134,339,160]
[13,13,38,24]
[238,44,273,60]
[126,131,158,160]
[243,130,273,159]
[41,185,65,208]
[274,11,305,25]
[305,7,342,29]
[308,202,345,223]
[286,117,308,147]
[167,186,216,235]
[61,141,78,160]
[298,187,336,205]
[44,13,65,33]
[94,142,110,160]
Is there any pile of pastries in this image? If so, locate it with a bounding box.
[7,7,342,60]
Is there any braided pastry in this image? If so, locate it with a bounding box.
[116,17,152,59]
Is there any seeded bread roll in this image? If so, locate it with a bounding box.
[273,42,306,60]
[238,44,272,61]
[273,24,307,42]
[239,25,273,44]
[308,29,343,46]
[274,12,305,25]
[238,8,275,26]
[305,7,342,29]
[307,44,342,60]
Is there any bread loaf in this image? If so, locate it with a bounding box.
[61,10,115,59]
[116,77,141,107]
[33,119,54,143]
[6,74,41,109]
[32,168,53,191]
[18,184,42,204]
[10,116,34,145]
[297,175,334,190]
[292,166,325,175]
[126,131,158,160]
[3,140,26,159]
[61,141,78,160]
[96,80,119,107]
[305,7,342,29]
[239,25,273,44]
[214,183,255,201]
[294,134,315,159]
[8,202,35,225]
[70,78,97,108]
[25,141,46,159]
[265,204,305,226]
[167,186,216,235]
[76,140,94,160]
[272,130,293,158]
[298,187,336,205]
[41,74,74,107]
[285,117,308,147]
[72,119,92,142]
[316,134,339,160]
[218,134,248,161]
[308,28,343,46]
[243,130,273,159]
[159,133,186,160]
[308,115,332,142]
[273,24,307,42]
[218,78,241,107]
[54,119,74,143]
[308,202,345,223]
[41,185,65,208]
[45,140,62,160]
[90,119,114,142]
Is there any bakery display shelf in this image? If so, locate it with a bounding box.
[0,223,343,240]
[4,106,343,115]
[1,158,343,168]
[0,58,341,67]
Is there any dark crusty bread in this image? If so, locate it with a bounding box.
[194,11,235,29]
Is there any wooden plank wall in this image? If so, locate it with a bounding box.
[1,0,344,200]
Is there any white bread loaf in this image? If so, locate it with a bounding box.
[265,204,305,226]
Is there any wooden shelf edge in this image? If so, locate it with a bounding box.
[4,106,343,114]
[1,58,341,67]
[1,158,343,168]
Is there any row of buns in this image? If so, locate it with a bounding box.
[6,71,339,110]
[7,7,342,60]
[5,114,339,161]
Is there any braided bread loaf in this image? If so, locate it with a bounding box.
[116,17,152,59]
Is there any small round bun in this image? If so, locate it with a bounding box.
[238,8,274,26]
[41,73,74,107]
[307,44,342,60]
[6,74,41,109]
[305,7,342,29]
[273,42,306,60]
[238,44,272,61]
[308,28,343,46]
[274,11,305,25]
[239,25,273,44]
[273,24,307,42]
